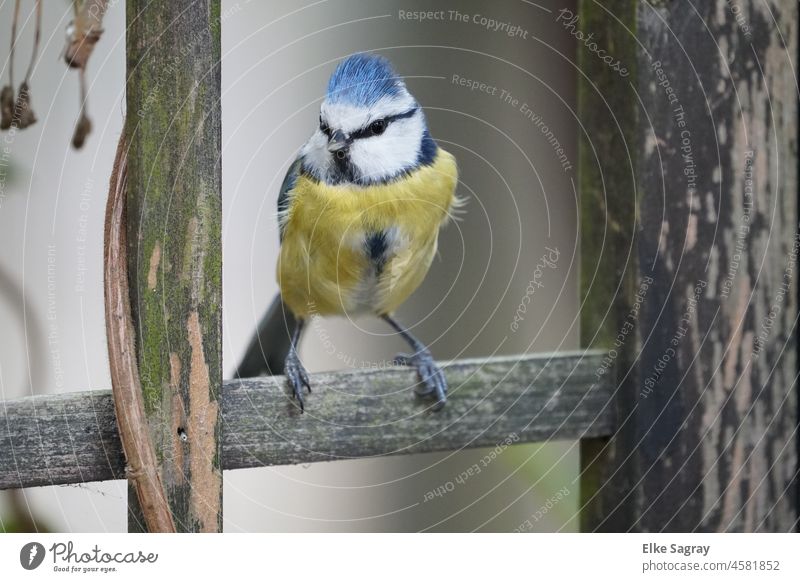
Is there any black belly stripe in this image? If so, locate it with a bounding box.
[365,231,388,275]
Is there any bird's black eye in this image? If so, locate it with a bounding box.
[370,119,386,136]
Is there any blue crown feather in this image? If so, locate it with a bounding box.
[326,54,406,107]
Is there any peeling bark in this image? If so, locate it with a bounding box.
[103,133,176,533]
[579,0,797,532]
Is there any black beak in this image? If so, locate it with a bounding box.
[327,129,350,159]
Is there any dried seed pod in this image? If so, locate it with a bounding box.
[64,27,103,70]
[0,85,14,130]
[72,112,92,149]
[13,82,36,129]
[64,0,107,69]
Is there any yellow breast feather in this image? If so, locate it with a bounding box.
[278,148,458,317]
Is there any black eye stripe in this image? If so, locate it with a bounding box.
[349,107,418,140]
[383,107,419,123]
[319,116,331,137]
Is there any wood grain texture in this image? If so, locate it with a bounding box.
[578,0,798,532]
[0,352,614,490]
[125,0,222,532]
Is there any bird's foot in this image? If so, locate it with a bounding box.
[285,347,311,411]
[394,348,447,411]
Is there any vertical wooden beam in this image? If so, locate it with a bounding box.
[579,0,798,531]
[125,1,222,532]
[576,0,641,532]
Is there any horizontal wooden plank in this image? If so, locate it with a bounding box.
[0,391,126,489]
[0,351,615,489]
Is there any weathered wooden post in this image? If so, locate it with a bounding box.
[578,0,798,531]
[125,1,222,532]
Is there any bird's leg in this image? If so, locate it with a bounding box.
[284,319,311,411]
[382,314,447,411]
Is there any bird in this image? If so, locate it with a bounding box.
[236,53,460,412]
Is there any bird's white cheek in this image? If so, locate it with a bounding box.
[349,133,420,182]
[349,114,425,182]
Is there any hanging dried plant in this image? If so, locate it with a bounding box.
[64,0,108,148]
[13,82,36,129]
[1,0,41,131]
[0,0,21,130]
[72,70,92,149]
[12,0,43,130]
[64,0,108,70]
[0,86,13,131]
[1,0,110,147]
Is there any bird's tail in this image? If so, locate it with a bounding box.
[235,294,297,378]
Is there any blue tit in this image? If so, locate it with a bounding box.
[237,53,460,412]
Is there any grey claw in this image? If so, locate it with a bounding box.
[285,348,311,412]
[300,367,311,392]
[393,349,447,410]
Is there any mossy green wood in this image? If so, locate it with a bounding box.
[578,0,798,531]
[125,0,222,532]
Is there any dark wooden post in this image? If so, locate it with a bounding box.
[125,1,222,532]
[578,0,798,531]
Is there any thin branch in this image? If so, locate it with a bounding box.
[22,0,42,83]
[65,0,108,147]
[103,132,176,533]
[3,0,38,130]
[10,0,20,86]
[0,0,21,130]
[72,68,91,148]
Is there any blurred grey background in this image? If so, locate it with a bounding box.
[0,0,578,532]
